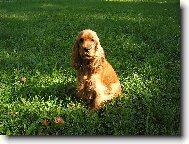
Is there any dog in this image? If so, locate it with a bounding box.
[71,29,122,109]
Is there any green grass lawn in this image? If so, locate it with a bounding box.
[0,0,180,135]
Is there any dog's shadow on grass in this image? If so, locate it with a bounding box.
[12,81,80,106]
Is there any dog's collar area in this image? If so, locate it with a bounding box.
[79,58,103,71]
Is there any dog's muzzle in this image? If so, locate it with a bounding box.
[84,47,91,52]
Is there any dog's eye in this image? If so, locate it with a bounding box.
[80,38,84,42]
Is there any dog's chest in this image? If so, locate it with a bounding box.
[82,72,106,93]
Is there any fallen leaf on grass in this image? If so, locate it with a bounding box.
[8,112,18,116]
[41,118,49,126]
[20,76,27,84]
[54,117,64,125]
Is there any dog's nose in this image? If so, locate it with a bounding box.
[84,47,91,52]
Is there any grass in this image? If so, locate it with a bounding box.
[0,0,180,135]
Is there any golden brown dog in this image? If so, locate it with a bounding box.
[71,29,122,109]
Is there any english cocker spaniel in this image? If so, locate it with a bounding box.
[71,29,122,109]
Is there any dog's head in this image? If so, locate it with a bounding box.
[71,29,105,69]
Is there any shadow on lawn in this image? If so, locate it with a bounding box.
[11,80,78,105]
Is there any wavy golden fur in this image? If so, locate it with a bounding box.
[71,29,122,109]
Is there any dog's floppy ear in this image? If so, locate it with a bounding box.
[89,37,105,72]
[95,36,105,62]
[71,38,82,70]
